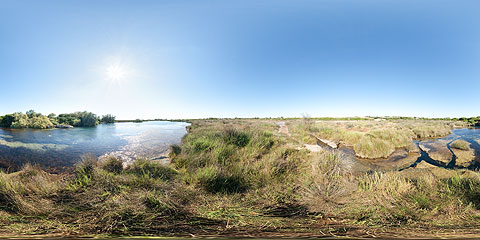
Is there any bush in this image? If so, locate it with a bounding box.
[301,152,347,212]
[28,115,54,129]
[451,140,470,151]
[127,159,177,181]
[354,135,395,159]
[68,154,98,191]
[0,114,14,128]
[101,157,124,174]
[101,114,116,124]
[57,111,99,127]
[78,111,98,127]
[11,112,29,129]
[169,144,182,157]
[0,172,20,212]
[444,175,480,208]
[192,138,215,153]
[223,128,251,147]
[194,167,248,194]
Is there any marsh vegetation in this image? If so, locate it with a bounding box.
[1,119,480,238]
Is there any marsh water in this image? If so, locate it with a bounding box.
[338,128,480,173]
[0,121,189,172]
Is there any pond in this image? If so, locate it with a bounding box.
[352,127,480,172]
[0,121,190,172]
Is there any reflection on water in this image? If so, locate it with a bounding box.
[0,121,190,172]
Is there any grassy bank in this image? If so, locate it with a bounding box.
[1,119,480,238]
[289,119,467,158]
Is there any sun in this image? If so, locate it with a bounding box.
[105,63,127,81]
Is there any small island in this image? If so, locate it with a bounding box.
[0,110,116,129]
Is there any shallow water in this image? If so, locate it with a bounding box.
[411,127,480,169]
[340,128,480,172]
[0,121,189,172]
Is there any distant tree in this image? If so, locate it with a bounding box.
[78,111,98,127]
[47,113,56,119]
[101,114,116,123]
[29,115,54,129]
[26,109,40,118]
[11,113,29,128]
[0,114,15,128]
[57,113,81,126]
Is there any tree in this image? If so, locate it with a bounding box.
[0,114,15,128]
[101,114,116,123]
[11,113,29,128]
[29,115,54,129]
[26,109,40,118]
[78,111,98,127]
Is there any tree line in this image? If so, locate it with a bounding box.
[0,110,116,129]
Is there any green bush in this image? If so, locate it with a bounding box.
[101,114,116,123]
[0,114,14,128]
[169,144,182,157]
[451,140,470,151]
[102,157,124,174]
[0,172,20,212]
[223,128,251,147]
[444,175,480,208]
[11,112,29,129]
[195,167,247,194]
[193,138,215,153]
[127,159,177,181]
[68,154,98,191]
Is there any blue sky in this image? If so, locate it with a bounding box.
[1,0,479,119]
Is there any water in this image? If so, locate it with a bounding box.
[0,121,190,172]
[338,128,480,173]
[410,127,480,169]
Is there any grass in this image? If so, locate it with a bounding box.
[1,119,480,238]
[288,119,465,159]
[451,139,471,151]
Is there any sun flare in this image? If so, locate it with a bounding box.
[105,64,127,81]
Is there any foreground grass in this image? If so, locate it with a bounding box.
[1,119,480,237]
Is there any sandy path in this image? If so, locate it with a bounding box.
[276,122,290,136]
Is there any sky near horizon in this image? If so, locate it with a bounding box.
[1,0,479,119]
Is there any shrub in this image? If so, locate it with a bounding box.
[223,128,251,147]
[0,172,20,212]
[169,144,182,158]
[101,157,124,174]
[444,175,480,208]
[301,152,347,212]
[354,135,395,159]
[28,115,54,129]
[11,112,29,129]
[68,154,98,191]
[78,111,98,127]
[195,167,247,194]
[192,138,215,153]
[127,159,177,181]
[451,140,470,151]
[0,114,14,128]
[101,114,116,123]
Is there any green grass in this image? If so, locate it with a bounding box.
[288,119,463,159]
[1,119,480,237]
[451,139,470,151]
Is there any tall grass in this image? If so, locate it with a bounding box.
[2,119,480,236]
[451,139,470,151]
[0,172,20,212]
[289,119,461,159]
